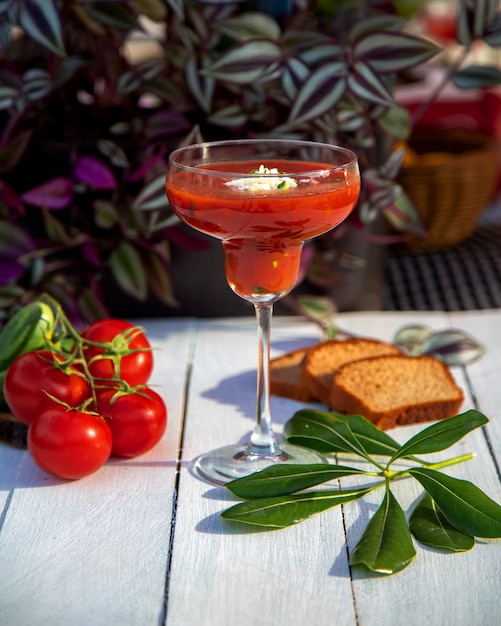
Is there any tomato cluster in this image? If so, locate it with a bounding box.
[3,318,167,480]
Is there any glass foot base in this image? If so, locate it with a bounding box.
[193,442,326,485]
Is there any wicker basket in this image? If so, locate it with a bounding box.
[397,131,501,251]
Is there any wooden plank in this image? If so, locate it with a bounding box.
[166,317,358,626]
[0,312,499,626]
[446,309,501,462]
[167,312,501,626]
[336,311,501,626]
[0,318,195,626]
[0,444,26,536]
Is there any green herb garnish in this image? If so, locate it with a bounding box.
[221,409,501,576]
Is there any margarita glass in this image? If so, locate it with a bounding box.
[166,139,360,484]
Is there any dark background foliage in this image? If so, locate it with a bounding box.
[0,0,500,324]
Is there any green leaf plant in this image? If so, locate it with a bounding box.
[1,1,501,323]
[221,409,501,576]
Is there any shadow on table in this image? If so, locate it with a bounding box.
[202,372,321,427]
[194,470,385,580]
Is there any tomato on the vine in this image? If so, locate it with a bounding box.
[81,319,153,386]
[96,387,167,458]
[3,350,91,425]
[28,407,112,480]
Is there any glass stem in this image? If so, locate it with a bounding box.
[248,302,281,456]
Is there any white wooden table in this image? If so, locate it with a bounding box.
[0,310,500,626]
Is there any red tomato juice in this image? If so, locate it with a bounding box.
[166,159,360,300]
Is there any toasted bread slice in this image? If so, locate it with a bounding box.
[270,347,315,402]
[301,338,403,406]
[329,354,464,429]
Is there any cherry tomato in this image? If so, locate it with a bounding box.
[3,350,91,425]
[81,319,153,386]
[96,387,167,458]
[28,407,112,480]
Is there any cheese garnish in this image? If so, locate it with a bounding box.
[225,164,298,191]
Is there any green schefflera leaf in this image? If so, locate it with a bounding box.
[349,486,416,575]
[226,463,369,499]
[221,487,371,529]
[389,410,488,463]
[284,409,401,457]
[409,468,501,539]
[410,493,475,552]
[284,411,370,459]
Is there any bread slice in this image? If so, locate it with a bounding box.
[301,338,403,406]
[270,347,315,402]
[329,354,464,429]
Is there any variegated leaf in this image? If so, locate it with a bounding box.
[283,29,330,50]
[109,241,148,301]
[215,12,281,40]
[384,192,426,236]
[299,43,342,67]
[453,65,501,89]
[165,0,184,20]
[136,59,166,82]
[349,14,406,39]
[42,210,70,244]
[378,105,411,140]
[117,70,143,96]
[56,57,89,85]
[289,62,346,125]
[336,105,366,132]
[86,2,139,30]
[130,0,167,21]
[97,139,129,168]
[22,68,53,101]
[0,285,26,309]
[144,250,179,308]
[378,139,407,179]
[420,329,486,366]
[93,200,119,229]
[293,294,337,339]
[347,61,394,106]
[457,0,474,46]
[132,174,170,211]
[484,14,501,46]
[393,324,434,355]
[367,183,401,216]
[201,40,282,83]
[77,288,110,324]
[354,32,440,74]
[207,104,248,127]
[144,110,191,139]
[0,86,19,110]
[19,0,65,56]
[472,0,498,38]
[0,220,35,257]
[185,56,214,113]
[281,57,309,99]
[0,130,33,173]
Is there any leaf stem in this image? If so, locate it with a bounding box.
[422,452,475,471]
[388,452,475,481]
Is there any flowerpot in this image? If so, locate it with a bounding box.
[398,130,501,251]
